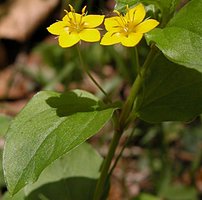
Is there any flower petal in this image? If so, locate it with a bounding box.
[62,15,71,26]
[79,29,101,42]
[47,21,65,35]
[120,33,143,47]
[58,32,80,47]
[83,15,105,28]
[135,19,159,33]
[104,16,123,32]
[126,3,146,25]
[100,32,121,45]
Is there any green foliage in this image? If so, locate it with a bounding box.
[158,184,198,200]
[0,115,11,137]
[3,90,116,195]
[3,143,102,200]
[135,54,202,123]
[146,0,202,72]
[115,0,139,11]
[115,0,180,21]
[0,115,11,187]
[0,150,5,187]
[3,0,202,199]
[134,193,160,200]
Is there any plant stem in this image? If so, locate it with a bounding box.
[93,45,158,200]
[93,130,122,200]
[76,45,112,103]
[119,45,158,130]
[108,124,137,177]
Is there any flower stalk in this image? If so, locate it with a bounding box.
[93,45,158,200]
[76,45,112,103]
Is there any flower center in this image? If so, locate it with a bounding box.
[121,21,136,36]
[114,10,137,37]
[64,5,87,34]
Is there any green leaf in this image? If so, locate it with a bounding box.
[0,115,11,187]
[115,0,139,11]
[0,150,5,187]
[2,190,25,200]
[134,193,161,200]
[146,0,202,72]
[3,90,116,195]
[135,54,202,123]
[115,0,179,15]
[159,184,198,200]
[3,142,102,200]
[0,115,12,137]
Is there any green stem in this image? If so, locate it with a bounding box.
[76,45,112,103]
[119,45,158,130]
[134,47,140,69]
[93,130,122,200]
[108,124,137,177]
[93,45,158,200]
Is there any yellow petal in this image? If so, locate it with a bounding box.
[135,19,159,33]
[79,29,101,42]
[100,32,121,45]
[126,3,145,25]
[58,32,80,48]
[83,15,104,28]
[62,15,71,26]
[47,21,65,35]
[104,16,123,32]
[120,33,143,47]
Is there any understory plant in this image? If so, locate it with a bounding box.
[2,0,202,199]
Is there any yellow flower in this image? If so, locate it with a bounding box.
[100,4,159,47]
[47,5,104,48]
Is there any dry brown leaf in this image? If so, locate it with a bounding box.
[0,65,32,99]
[0,0,59,41]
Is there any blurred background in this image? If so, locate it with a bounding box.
[0,0,202,199]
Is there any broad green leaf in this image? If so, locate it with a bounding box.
[0,115,11,137]
[0,115,11,187]
[135,54,202,123]
[2,191,25,200]
[146,0,202,72]
[4,143,102,200]
[3,90,116,195]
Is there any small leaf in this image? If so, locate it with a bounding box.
[3,90,116,195]
[115,0,179,15]
[146,0,202,72]
[115,0,139,11]
[135,54,202,123]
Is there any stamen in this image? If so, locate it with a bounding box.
[114,10,120,16]
[126,5,131,21]
[132,10,136,22]
[69,4,75,12]
[114,10,126,27]
[82,6,87,15]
